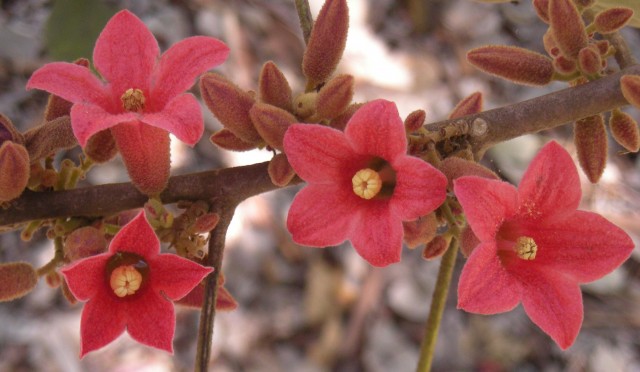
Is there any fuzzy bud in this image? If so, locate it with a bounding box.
[467,45,554,86]
[403,213,437,249]
[316,74,354,120]
[533,0,550,23]
[543,29,560,57]
[553,55,578,75]
[200,73,261,144]
[330,102,363,131]
[594,7,634,34]
[23,116,77,162]
[609,109,640,152]
[302,0,349,87]
[595,40,611,56]
[0,262,38,302]
[0,113,24,145]
[0,141,30,202]
[210,129,258,152]
[84,129,118,163]
[293,92,318,119]
[459,226,481,258]
[44,58,90,121]
[578,46,602,76]
[449,92,483,119]
[249,103,297,151]
[64,226,107,262]
[422,235,451,260]
[440,156,498,190]
[45,271,62,288]
[621,75,640,108]
[268,152,296,187]
[574,114,608,183]
[549,0,588,59]
[259,61,293,112]
[194,213,220,233]
[404,110,426,132]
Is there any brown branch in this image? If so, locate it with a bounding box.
[294,0,313,44]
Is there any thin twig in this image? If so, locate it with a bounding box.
[294,0,313,44]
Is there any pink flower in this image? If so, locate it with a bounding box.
[61,211,213,356]
[454,141,634,349]
[27,10,229,194]
[283,99,447,267]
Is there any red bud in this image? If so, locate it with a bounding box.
[268,152,296,187]
[620,75,640,108]
[259,61,293,112]
[449,92,483,119]
[577,46,602,76]
[316,74,354,120]
[404,109,426,133]
[210,129,258,152]
[249,103,297,151]
[574,114,607,183]
[609,109,640,152]
[0,141,30,202]
[594,7,634,34]
[64,226,107,262]
[549,0,588,59]
[403,213,438,249]
[467,45,554,86]
[84,129,117,163]
[0,262,38,302]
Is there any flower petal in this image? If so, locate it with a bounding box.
[79,293,126,357]
[530,210,634,283]
[287,183,357,247]
[518,141,581,218]
[517,267,583,350]
[284,124,362,184]
[149,254,213,300]
[111,122,171,195]
[26,62,110,106]
[93,10,159,96]
[454,176,518,241]
[457,241,522,313]
[70,102,137,147]
[344,100,407,161]
[141,93,203,146]
[61,254,110,301]
[126,291,175,353]
[109,211,160,259]
[390,155,447,220]
[150,36,229,109]
[349,201,403,267]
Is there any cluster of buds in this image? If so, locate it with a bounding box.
[201,0,353,187]
[467,0,637,182]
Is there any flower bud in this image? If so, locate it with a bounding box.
[440,156,498,190]
[460,226,480,258]
[609,109,640,152]
[316,74,354,120]
[330,102,363,131]
[259,61,293,112]
[302,0,349,87]
[549,0,588,59]
[543,29,560,57]
[64,226,107,262]
[578,46,602,76]
[249,102,297,151]
[533,0,550,23]
[594,7,634,34]
[574,114,607,183]
[268,152,296,187]
[422,235,451,260]
[200,73,261,143]
[194,213,220,233]
[553,55,577,75]
[44,58,90,121]
[23,116,77,162]
[45,271,63,288]
[84,129,118,163]
[293,92,318,119]
[467,45,554,86]
[449,92,483,119]
[621,75,640,108]
[404,109,426,133]
[210,129,258,152]
[595,40,611,56]
[0,262,38,302]
[0,113,24,145]
[0,141,30,202]
[402,213,437,249]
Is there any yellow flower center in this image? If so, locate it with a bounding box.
[121,88,146,112]
[515,236,537,260]
[110,265,143,297]
[352,168,382,200]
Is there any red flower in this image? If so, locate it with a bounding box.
[61,212,213,357]
[27,10,229,194]
[454,141,634,349]
[283,99,447,267]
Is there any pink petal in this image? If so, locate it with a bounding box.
[287,183,357,247]
[93,10,159,97]
[61,254,110,301]
[141,93,203,146]
[111,122,171,195]
[517,267,583,350]
[390,155,447,220]
[150,36,229,109]
[349,201,403,267]
[70,102,137,147]
[457,241,522,313]
[109,211,160,259]
[26,62,110,106]
[79,293,126,357]
[344,100,407,161]
[518,141,581,218]
[126,291,175,353]
[530,210,634,283]
[284,124,363,184]
[454,176,518,241]
[149,254,213,300]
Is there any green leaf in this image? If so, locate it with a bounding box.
[594,0,640,28]
[45,0,116,62]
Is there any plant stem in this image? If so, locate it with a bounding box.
[294,0,313,45]
[416,237,459,372]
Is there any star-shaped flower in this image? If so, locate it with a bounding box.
[454,141,634,349]
[283,99,447,267]
[27,10,229,194]
[61,211,213,357]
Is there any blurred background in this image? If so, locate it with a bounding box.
[1,0,640,370]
